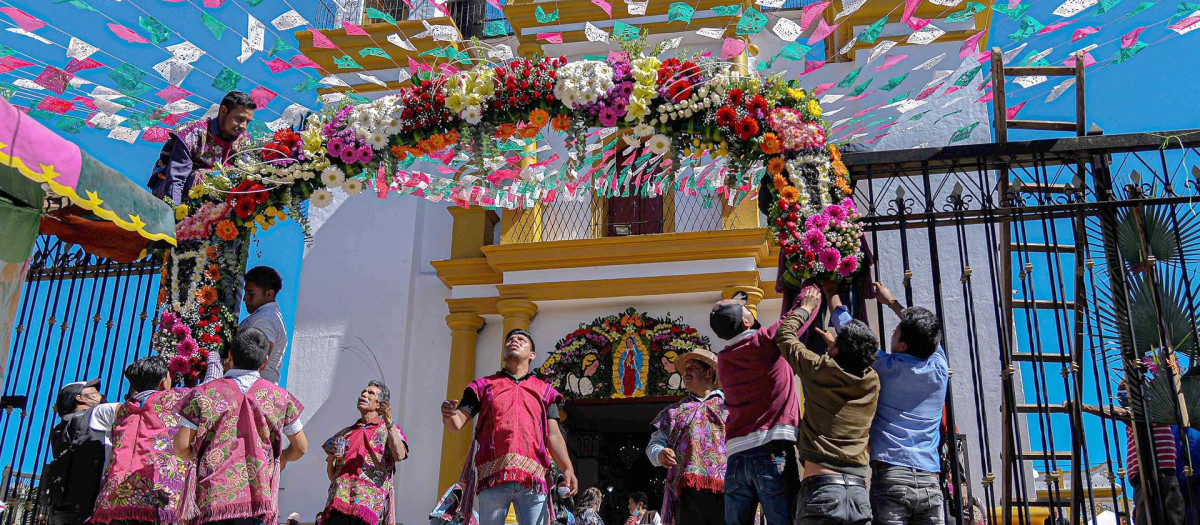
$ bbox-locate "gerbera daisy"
[802,229,826,252]
[820,248,841,271]
[321,166,346,188]
[760,133,782,155]
[837,255,859,277]
[716,107,737,127]
[598,107,618,127]
[496,123,517,140]
[734,117,760,141]
[528,108,549,128]
[343,178,365,196]
[310,188,334,208]
[748,95,769,117]
[780,186,799,202]
[552,114,572,132]
[196,286,218,306]
[767,157,785,175]
[234,199,256,220]
[646,134,671,156]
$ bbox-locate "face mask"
[557,486,571,498]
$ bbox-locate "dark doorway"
[562,398,680,524]
[606,195,665,236]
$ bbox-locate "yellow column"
[496,298,538,337]
[448,206,499,259]
[438,312,486,494]
[722,285,764,317]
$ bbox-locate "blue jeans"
[869,464,943,525]
[724,443,798,525]
[477,482,550,525]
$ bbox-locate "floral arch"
[537,308,711,401]
[150,40,864,380]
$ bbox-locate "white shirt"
[89,391,156,469]
[179,369,303,436]
[238,301,288,383]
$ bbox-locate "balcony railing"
[501,191,733,244]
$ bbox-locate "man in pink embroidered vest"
[709,290,810,525]
[646,348,727,525]
[442,328,578,525]
[173,327,308,525]
[147,91,256,204]
[90,356,191,525]
[319,380,409,525]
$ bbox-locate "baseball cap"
[709,292,759,340]
[54,378,100,416]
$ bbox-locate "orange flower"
[551,114,572,132]
[772,174,788,191]
[444,130,459,145]
[780,186,800,202]
[767,157,785,176]
[157,288,168,306]
[196,286,218,306]
[837,178,853,195]
[495,123,517,140]
[760,133,782,155]
[519,124,539,139]
[528,109,549,128]
[429,134,447,150]
[204,264,220,281]
[215,220,238,241]
[390,144,409,160]
[205,246,217,259]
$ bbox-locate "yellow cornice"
[497,271,762,301]
[826,0,994,62]
[481,228,770,272]
[294,19,465,73]
[447,297,500,315]
[430,258,503,287]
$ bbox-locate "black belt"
[802,474,867,488]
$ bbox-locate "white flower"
[321,166,346,188]
[463,106,482,125]
[646,134,670,156]
[383,118,402,135]
[311,189,334,208]
[621,134,642,148]
[633,123,654,137]
[683,109,693,118]
[343,178,365,196]
[368,133,388,151]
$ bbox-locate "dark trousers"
[321,509,370,525]
[869,464,944,525]
[795,474,871,525]
[1131,470,1185,525]
[724,442,799,525]
[678,487,724,525]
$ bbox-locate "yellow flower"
[174,204,190,221]
[275,210,288,221]
[264,206,278,216]
[188,185,205,199]
[311,156,330,171]
[788,88,807,101]
[808,98,823,118]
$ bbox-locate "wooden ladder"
[989,47,1096,525]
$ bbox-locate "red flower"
[748,95,769,116]
[666,79,693,103]
[234,198,256,219]
[728,89,744,107]
[716,107,737,127]
[734,116,760,141]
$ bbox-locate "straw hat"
[673,348,719,374]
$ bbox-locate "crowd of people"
[434,278,950,525]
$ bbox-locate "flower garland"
[537,308,710,400]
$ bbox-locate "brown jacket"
[775,307,880,477]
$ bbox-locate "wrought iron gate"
[0,236,159,525]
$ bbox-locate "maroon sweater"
[716,311,811,455]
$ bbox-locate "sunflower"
[528,108,549,128]
[215,220,238,241]
[196,286,218,306]
[761,133,782,155]
[780,186,800,202]
[767,157,785,176]
[551,114,572,132]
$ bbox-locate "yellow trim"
[431,258,502,287]
[0,142,177,246]
[482,228,770,272]
[447,297,500,316]
[439,312,486,495]
[496,271,761,301]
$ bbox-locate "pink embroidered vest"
[469,374,563,492]
[651,394,729,525]
[91,389,191,524]
[179,378,303,525]
[174,118,251,171]
[320,420,406,525]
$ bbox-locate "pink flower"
[825,203,847,222]
[357,145,374,164]
[160,312,178,331]
[171,324,191,339]
[168,356,191,375]
[805,214,829,231]
[837,255,859,277]
[176,337,198,357]
[327,137,344,157]
[801,229,826,252]
[598,107,618,127]
[820,248,841,271]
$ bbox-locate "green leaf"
[333,55,363,69]
[879,73,909,91]
[668,2,695,23]
[837,66,862,88]
[201,13,226,41]
[139,16,170,44]
[949,122,980,143]
[359,47,391,59]
[857,16,887,43]
[364,7,398,25]
[211,66,242,91]
[535,6,559,22]
[736,7,768,35]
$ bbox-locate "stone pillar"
[437,312,486,494]
[722,285,764,317]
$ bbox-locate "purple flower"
[837,255,859,277]
[826,203,847,222]
[327,137,344,157]
[801,229,826,252]
[612,99,628,116]
[171,324,191,339]
[358,145,374,164]
[805,214,829,231]
[176,337,198,357]
[598,107,618,127]
[820,248,841,271]
[160,311,178,331]
[617,82,634,99]
[168,356,191,375]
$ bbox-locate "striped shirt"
[1125,424,1177,477]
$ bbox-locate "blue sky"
[2,0,1199,484]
